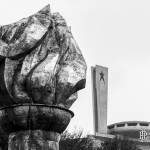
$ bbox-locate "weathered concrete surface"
[91,65,108,135]
[0,104,73,149]
[0,105,73,134]
[0,4,87,109]
[0,4,86,150]
[8,130,60,150]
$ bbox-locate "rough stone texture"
[0,4,87,109]
[0,4,87,150]
[8,130,60,150]
[0,104,73,150]
[0,105,73,134]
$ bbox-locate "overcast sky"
[1,0,150,134]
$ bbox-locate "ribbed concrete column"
[8,130,60,150]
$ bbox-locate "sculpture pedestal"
[0,104,73,150]
[8,130,60,150]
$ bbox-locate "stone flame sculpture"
[0,5,87,150]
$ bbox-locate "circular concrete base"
[0,104,74,149]
[0,104,73,134]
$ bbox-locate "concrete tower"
[91,65,108,136]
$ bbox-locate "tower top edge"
[91,65,108,70]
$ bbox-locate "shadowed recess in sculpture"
[0,4,87,109]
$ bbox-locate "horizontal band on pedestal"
[0,104,74,134]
